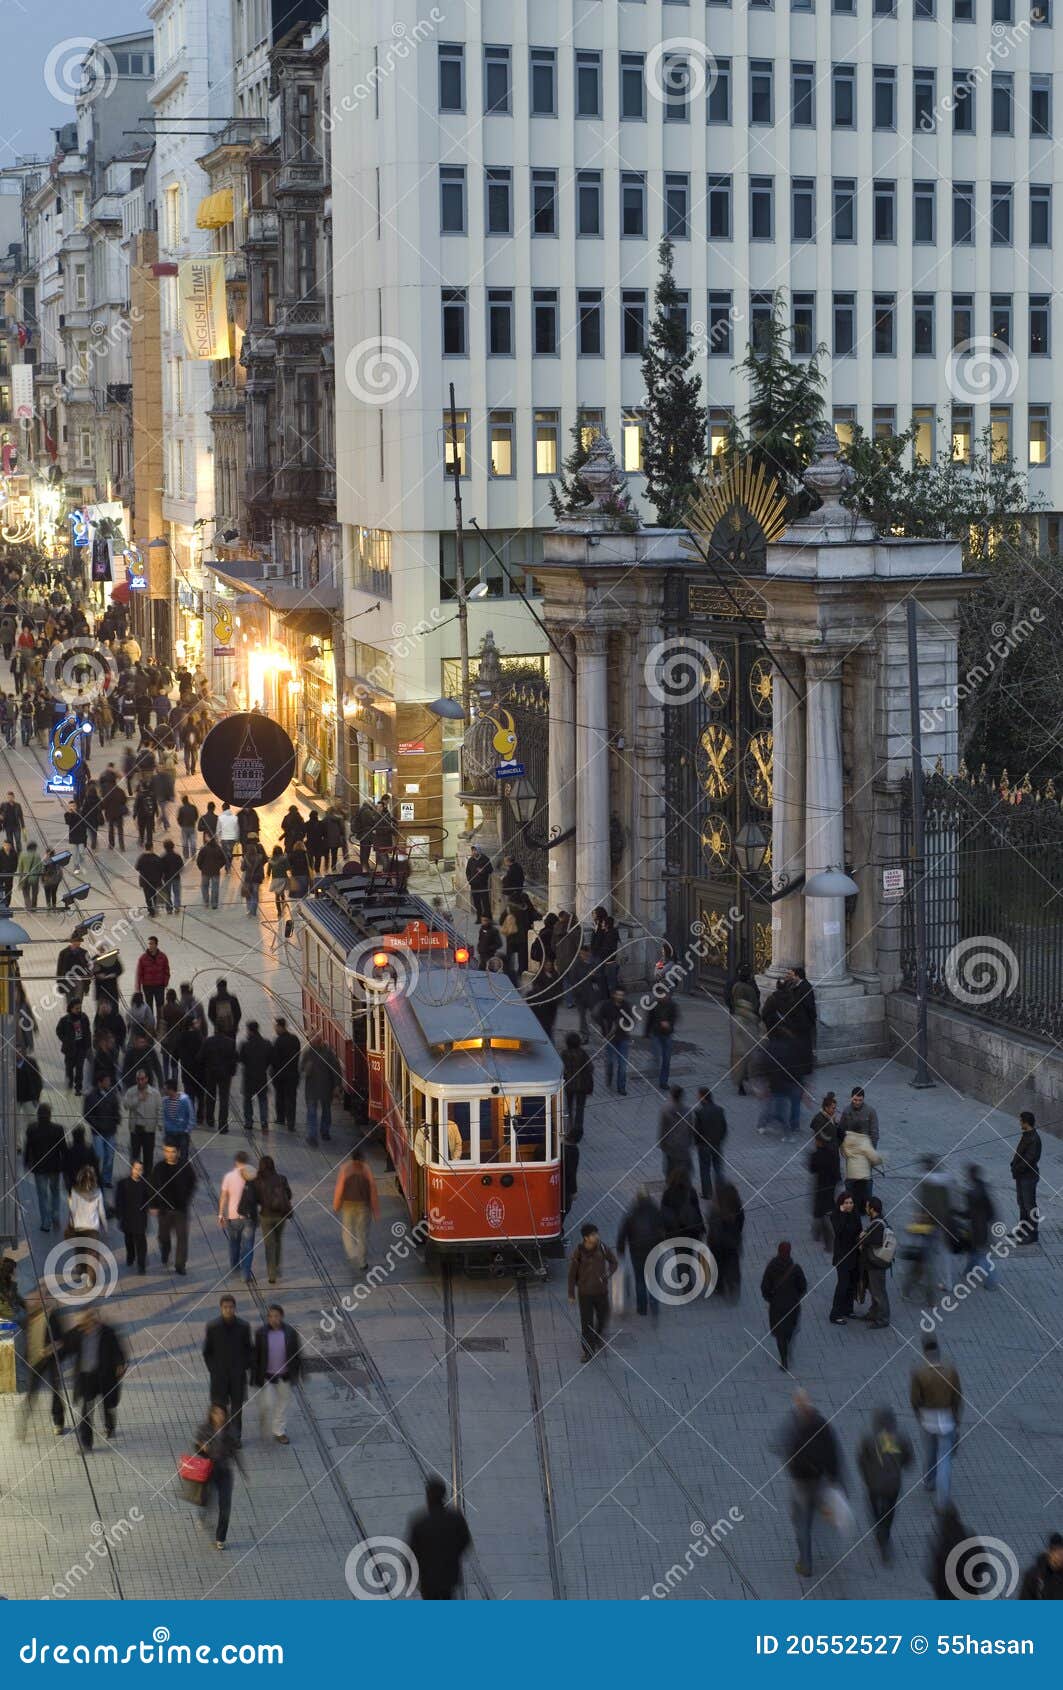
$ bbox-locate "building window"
[913,181,935,243]
[708,59,731,122]
[621,172,646,236]
[750,292,774,352]
[993,0,1014,15]
[579,410,605,452]
[913,295,935,356]
[874,0,897,12]
[792,293,816,355]
[484,45,511,114]
[665,173,690,239]
[873,295,896,355]
[914,68,936,131]
[832,65,856,127]
[708,408,732,460]
[622,410,644,473]
[578,290,604,355]
[873,406,897,439]
[576,171,602,236]
[990,407,1011,461]
[576,50,602,117]
[531,170,558,235]
[915,0,936,17]
[1029,405,1050,466]
[873,66,897,128]
[834,0,856,11]
[441,288,467,356]
[792,177,815,241]
[530,48,556,116]
[533,410,559,476]
[438,43,464,112]
[1030,183,1052,244]
[622,290,648,355]
[485,167,512,235]
[295,216,317,295]
[1032,0,1051,24]
[532,289,558,354]
[792,62,815,125]
[833,406,857,448]
[953,73,975,132]
[953,182,975,243]
[991,73,1013,133]
[833,178,856,241]
[663,54,692,121]
[73,264,87,306]
[991,183,1012,244]
[750,60,774,124]
[1031,74,1052,135]
[440,166,466,233]
[707,175,732,238]
[620,52,646,119]
[1030,295,1051,355]
[913,408,935,463]
[952,294,974,348]
[708,291,733,355]
[952,407,973,464]
[873,181,896,241]
[487,289,513,356]
[750,177,774,239]
[489,410,514,477]
[443,409,469,477]
[78,428,92,465]
[991,295,1013,349]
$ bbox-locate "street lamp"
[502,775,537,829]
[804,865,860,898]
[0,904,29,1249]
[734,820,769,878]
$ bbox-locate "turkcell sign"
[495,760,525,778]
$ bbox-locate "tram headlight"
[454,946,470,965]
[372,950,388,968]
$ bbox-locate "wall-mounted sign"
[200,713,296,807]
[495,760,525,779]
[46,712,90,797]
[399,801,415,822]
[882,867,905,901]
[178,257,230,360]
[398,740,425,755]
[70,509,90,548]
[12,363,34,421]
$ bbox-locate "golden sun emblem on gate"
[696,724,736,799]
[701,814,732,873]
[749,657,774,715]
[745,731,774,809]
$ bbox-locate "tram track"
[516,1281,566,1600]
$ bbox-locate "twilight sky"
[2,0,150,163]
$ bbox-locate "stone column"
[573,625,611,919]
[804,652,852,988]
[547,632,577,916]
[847,651,879,980]
[768,655,807,976]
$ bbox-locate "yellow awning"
[195,188,234,230]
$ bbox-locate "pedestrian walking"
[217,803,240,871]
[560,1033,592,1214]
[55,933,93,1002]
[616,1189,665,1317]
[208,978,242,1038]
[68,1308,127,1450]
[840,1122,884,1212]
[269,1018,300,1134]
[148,1141,197,1274]
[238,1020,272,1132]
[158,839,184,912]
[18,1293,66,1438]
[568,944,600,1039]
[778,1389,843,1578]
[123,1068,162,1174]
[760,1242,807,1372]
[657,1086,692,1180]
[332,1148,380,1272]
[406,1476,472,1600]
[62,1125,99,1193]
[809,1130,841,1252]
[83,1074,120,1189]
[691,1085,727,1200]
[928,1504,981,1598]
[197,837,225,909]
[911,1336,962,1508]
[161,1076,195,1158]
[218,1152,258,1281]
[594,988,632,1096]
[192,1403,246,1550]
[252,1304,302,1444]
[644,991,680,1087]
[300,1032,341,1145]
[706,1182,745,1300]
[828,1193,862,1324]
[202,1296,253,1444]
[465,843,492,919]
[177,796,199,860]
[135,936,171,1020]
[254,1155,293,1284]
[40,849,63,911]
[961,1164,997,1288]
[16,840,42,910]
[1011,1111,1042,1243]
[567,1222,618,1362]
[267,846,288,920]
[1019,1533,1063,1599]
[132,781,157,850]
[200,1027,238,1134]
[858,1196,894,1328]
[0,788,25,848]
[240,834,266,916]
[56,998,91,1094]
[23,1103,66,1232]
[114,1160,152,1272]
[101,782,128,850]
[158,989,184,1085]
[856,1408,913,1562]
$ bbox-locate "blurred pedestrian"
[18,1293,66,1438]
[778,1389,842,1578]
[658,1086,692,1180]
[406,1476,472,1601]
[69,1308,127,1449]
[856,1407,913,1562]
[193,1403,246,1551]
[706,1182,745,1300]
[332,1148,380,1273]
[809,1130,841,1252]
[300,1032,341,1145]
[858,1195,894,1328]
[962,1164,997,1288]
[23,1103,66,1232]
[644,990,680,1087]
[760,1242,807,1372]
[1019,1533,1063,1599]
[691,1085,727,1200]
[840,1122,884,1213]
[616,1189,665,1317]
[254,1156,293,1285]
[910,1336,962,1508]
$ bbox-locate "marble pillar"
[848,653,879,980]
[768,656,807,976]
[574,626,611,919]
[547,633,577,916]
[804,652,852,988]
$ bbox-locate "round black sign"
[199,713,297,808]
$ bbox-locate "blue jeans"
[604,1036,630,1095]
[93,1132,116,1188]
[201,874,219,909]
[243,1084,268,1131]
[167,880,182,912]
[650,1033,673,1087]
[696,1145,724,1201]
[226,1219,257,1281]
[792,1482,818,1570]
[306,1096,332,1145]
[35,1171,61,1230]
[181,827,196,860]
[245,885,259,916]
[965,1248,995,1288]
[923,1425,958,1503]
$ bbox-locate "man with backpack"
[208,979,242,1039]
[858,1196,895,1329]
[856,1407,914,1562]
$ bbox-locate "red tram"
[295,873,564,1270]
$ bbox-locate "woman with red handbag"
[192,1404,245,1550]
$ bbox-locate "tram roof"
[387,969,563,1090]
[296,875,461,952]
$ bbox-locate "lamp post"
[0,904,30,1249]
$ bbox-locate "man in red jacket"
[135,936,171,1020]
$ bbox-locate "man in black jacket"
[779,1389,841,1578]
[1011,1111,1042,1242]
[1019,1533,1063,1599]
[269,1018,301,1133]
[200,1029,238,1133]
[68,1309,127,1449]
[23,1103,67,1232]
[114,1159,152,1271]
[252,1304,302,1444]
[148,1143,197,1274]
[692,1085,728,1200]
[203,1296,253,1444]
[83,1074,121,1190]
[406,1476,472,1600]
[238,1020,273,1132]
[465,844,493,920]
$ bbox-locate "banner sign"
[11,361,33,421]
[178,257,230,360]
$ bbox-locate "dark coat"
[148,1157,197,1213]
[692,1097,728,1151]
[67,1320,126,1393]
[24,1116,67,1177]
[200,1033,238,1082]
[782,1406,840,1485]
[114,1174,153,1235]
[1019,1553,1063,1600]
[964,1176,996,1249]
[83,1084,121,1139]
[1011,1129,1042,1180]
[465,851,492,891]
[406,1503,472,1599]
[660,1179,705,1240]
[203,1315,253,1390]
[616,1196,665,1262]
[237,1031,272,1089]
[252,1322,302,1386]
[270,1031,301,1087]
[809,1142,842,1218]
[761,1255,808,1336]
[830,1201,863,1265]
[561,1044,594,1098]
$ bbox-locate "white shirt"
[218,1166,246,1220]
[217,812,240,842]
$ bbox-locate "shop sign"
[398,740,425,755]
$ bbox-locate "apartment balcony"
[275,298,325,334]
[271,463,336,507]
[246,209,278,248]
[223,251,246,284]
[276,160,323,193]
[209,383,246,417]
[35,360,58,383]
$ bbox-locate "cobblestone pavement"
[0,729,1059,1601]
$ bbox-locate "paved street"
[0,734,1059,1601]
